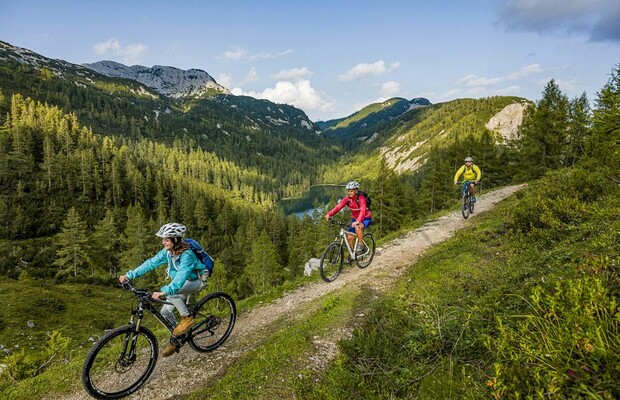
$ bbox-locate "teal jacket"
[125,248,203,296]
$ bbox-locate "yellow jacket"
[454,164,482,183]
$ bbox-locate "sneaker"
[172,315,195,336]
[162,343,178,357]
[355,244,367,255]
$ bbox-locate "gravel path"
[61,184,525,400]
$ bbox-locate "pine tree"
[53,207,91,277]
[517,79,570,178]
[567,93,591,166]
[245,230,280,295]
[119,205,153,276]
[590,65,620,180]
[91,209,119,277]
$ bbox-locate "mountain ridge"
[82,60,230,98]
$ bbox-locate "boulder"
[304,258,321,276]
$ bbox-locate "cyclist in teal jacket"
[119,222,203,357]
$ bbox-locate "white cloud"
[218,68,259,89]
[232,80,335,114]
[243,67,259,84]
[458,64,542,87]
[387,61,400,72]
[553,78,579,93]
[220,47,293,61]
[218,72,233,88]
[272,67,311,82]
[493,85,522,95]
[249,49,293,60]
[222,47,248,61]
[93,38,148,65]
[420,88,463,103]
[380,81,401,97]
[338,60,400,81]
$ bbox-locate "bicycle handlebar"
[327,218,352,228]
[120,280,169,304]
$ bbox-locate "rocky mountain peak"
[82,60,231,98]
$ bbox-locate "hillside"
[317,96,529,192]
[0,40,337,191]
[318,97,431,148]
[377,96,529,173]
[8,185,525,399]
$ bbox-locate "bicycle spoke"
[320,242,343,282]
[189,292,236,352]
[82,326,157,398]
[355,233,375,269]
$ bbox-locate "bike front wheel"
[462,194,471,219]
[355,233,376,269]
[189,291,236,352]
[320,242,344,282]
[82,325,158,399]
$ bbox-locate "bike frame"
[461,180,474,196]
[333,223,361,257]
[123,283,200,347]
[129,295,175,333]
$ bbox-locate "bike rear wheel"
[319,242,344,282]
[82,325,158,399]
[189,291,236,352]
[355,233,376,269]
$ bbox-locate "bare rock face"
[83,60,230,98]
[304,258,321,276]
[486,102,528,141]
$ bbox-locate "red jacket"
[327,194,372,222]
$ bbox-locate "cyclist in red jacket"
[324,181,372,254]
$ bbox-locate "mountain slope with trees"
[317,97,431,148]
[1,37,618,399]
[0,40,337,192]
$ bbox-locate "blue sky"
[1,0,619,121]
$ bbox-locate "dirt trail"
[62,184,525,400]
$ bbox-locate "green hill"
[318,97,431,149]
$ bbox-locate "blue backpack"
[183,238,214,277]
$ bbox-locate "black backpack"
[355,190,371,210]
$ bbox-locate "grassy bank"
[304,167,620,399]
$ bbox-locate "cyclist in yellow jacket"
[454,156,482,202]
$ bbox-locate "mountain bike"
[81,281,236,399]
[460,180,476,219]
[319,218,376,282]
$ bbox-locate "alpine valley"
[1,39,619,399]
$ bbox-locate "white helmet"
[345,181,360,190]
[155,223,186,238]
[464,156,473,162]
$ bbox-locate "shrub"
[1,330,72,381]
[509,167,611,236]
[485,276,620,398]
